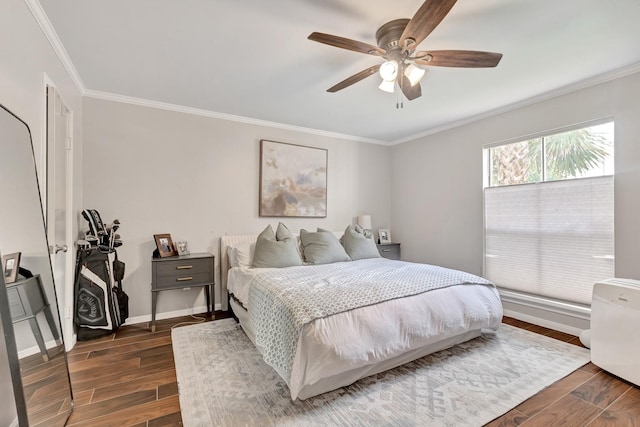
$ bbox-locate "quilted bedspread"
[247,258,494,384]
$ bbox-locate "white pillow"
[228,241,255,268]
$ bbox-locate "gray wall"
[391,71,640,283]
[83,97,392,321]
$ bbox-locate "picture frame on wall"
[259,139,328,218]
[2,252,21,284]
[154,234,178,257]
[378,229,391,244]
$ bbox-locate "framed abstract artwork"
[259,140,328,217]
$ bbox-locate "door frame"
[43,75,76,349]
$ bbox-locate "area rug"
[172,319,589,427]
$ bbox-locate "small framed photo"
[378,229,391,244]
[154,234,178,257]
[2,252,22,284]
[176,241,190,256]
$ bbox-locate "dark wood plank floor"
[64,314,640,427]
[19,345,73,426]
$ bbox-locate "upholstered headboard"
[220,234,257,310]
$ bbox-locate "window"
[484,121,614,305]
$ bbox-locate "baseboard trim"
[17,338,61,359]
[124,304,221,326]
[502,308,584,337]
[499,288,591,336]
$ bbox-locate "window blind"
[484,176,614,305]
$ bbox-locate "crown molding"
[25,0,86,95]
[86,62,640,147]
[391,62,640,145]
[83,89,388,145]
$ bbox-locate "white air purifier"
[590,278,640,386]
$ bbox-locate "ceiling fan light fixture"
[379,60,398,81]
[378,79,395,93]
[404,64,426,86]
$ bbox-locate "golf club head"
[76,239,91,249]
[85,234,99,243]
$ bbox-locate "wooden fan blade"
[400,75,422,100]
[309,32,385,56]
[415,50,503,68]
[399,0,458,50]
[327,64,381,92]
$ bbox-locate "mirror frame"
[0,102,73,426]
[0,264,28,425]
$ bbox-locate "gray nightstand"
[377,243,401,260]
[7,275,60,361]
[151,252,214,332]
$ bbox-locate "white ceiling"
[37,0,640,144]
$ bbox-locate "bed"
[220,227,502,401]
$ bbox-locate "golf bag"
[74,210,128,340]
[74,247,128,340]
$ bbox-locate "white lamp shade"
[378,79,395,93]
[379,60,398,81]
[357,215,372,230]
[404,64,426,86]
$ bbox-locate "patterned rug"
[172,319,589,427]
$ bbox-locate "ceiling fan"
[308,0,502,104]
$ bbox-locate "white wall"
[391,71,640,330]
[83,97,391,321]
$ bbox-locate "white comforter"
[228,259,502,400]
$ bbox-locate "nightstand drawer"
[154,271,213,289]
[7,288,26,318]
[155,258,212,277]
[7,275,47,320]
[377,243,401,260]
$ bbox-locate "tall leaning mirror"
[0,104,73,426]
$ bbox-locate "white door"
[46,86,74,347]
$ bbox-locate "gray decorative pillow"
[251,222,303,268]
[340,225,381,260]
[300,228,351,265]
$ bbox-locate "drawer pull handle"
[382,249,391,252]
[177,277,193,282]
[176,265,193,270]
